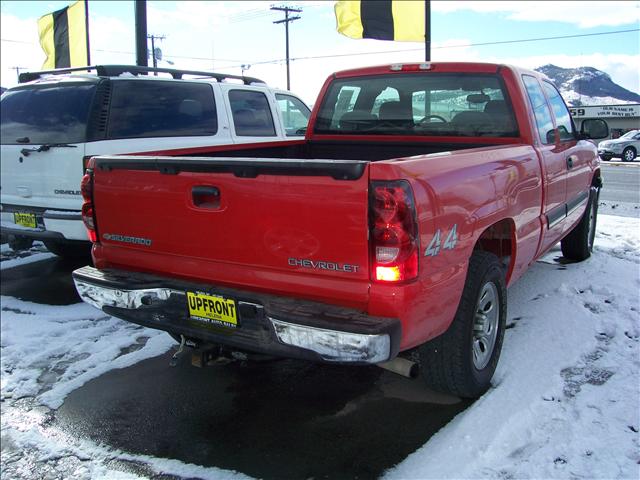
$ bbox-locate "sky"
[1,1,639,105]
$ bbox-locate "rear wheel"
[561,186,598,261]
[419,251,506,398]
[43,239,92,259]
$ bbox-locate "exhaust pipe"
[377,357,419,378]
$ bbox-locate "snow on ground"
[0,297,174,409]
[385,214,640,479]
[0,241,55,270]
[1,214,639,479]
[599,200,640,219]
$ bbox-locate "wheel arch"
[472,217,516,284]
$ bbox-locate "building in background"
[570,104,640,139]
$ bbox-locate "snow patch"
[384,215,640,479]
[1,296,175,409]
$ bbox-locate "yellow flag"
[335,0,426,42]
[38,0,89,69]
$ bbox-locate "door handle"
[566,155,576,169]
[192,186,220,208]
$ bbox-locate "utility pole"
[147,34,166,74]
[271,5,301,90]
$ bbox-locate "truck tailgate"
[91,156,372,308]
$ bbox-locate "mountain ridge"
[535,64,640,106]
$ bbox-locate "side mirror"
[546,129,556,144]
[580,119,609,139]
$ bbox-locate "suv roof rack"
[18,65,265,85]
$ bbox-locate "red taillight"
[81,170,98,242]
[369,181,419,283]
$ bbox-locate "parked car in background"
[0,65,310,257]
[598,129,639,161]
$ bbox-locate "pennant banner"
[38,0,88,69]
[335,0,426,42]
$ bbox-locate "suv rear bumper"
[72,266,400,364]
[1,204,88,241]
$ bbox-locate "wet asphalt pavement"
[1,251,470,479]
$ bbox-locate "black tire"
[419,251,507,398]
[43,239,92,259]
[622,147,637,162]
[599,155,611,161]
[8,235,34,251]
[561,186,598,261]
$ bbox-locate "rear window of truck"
[0,84,96,144]
[314,73,519,138]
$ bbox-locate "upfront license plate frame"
[14,212,37,228]
[186,291,238,329]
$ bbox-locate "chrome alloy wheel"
[472,282,500,370]
[623,148,636,162]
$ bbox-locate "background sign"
[570,104,640,118]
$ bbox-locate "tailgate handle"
[192,186,220,209]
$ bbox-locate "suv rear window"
[314,73,519,137]
[1,84,96,144]
[107,80,217,139]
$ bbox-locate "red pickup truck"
[73,62,609,398]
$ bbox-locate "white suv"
[0,65,311,257]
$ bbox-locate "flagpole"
[135,0,148,67]
[85,0,91,65]
[425,0,430,61]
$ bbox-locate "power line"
[217,27,640,70]
[2,27,638,71]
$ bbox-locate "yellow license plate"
[14,212,36,228]
[186,291,238,328]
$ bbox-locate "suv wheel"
[8,235,34,251]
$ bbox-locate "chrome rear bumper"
[73,266,400,364]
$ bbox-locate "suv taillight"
[369,181,419,283]
[81,169,98,242]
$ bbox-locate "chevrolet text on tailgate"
[73,62,609,398]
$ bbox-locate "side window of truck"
[107,81,217,139]
[522,75,554,145]
[542,81,575,142]
[275,94,311,136]
[229,90,277,137]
